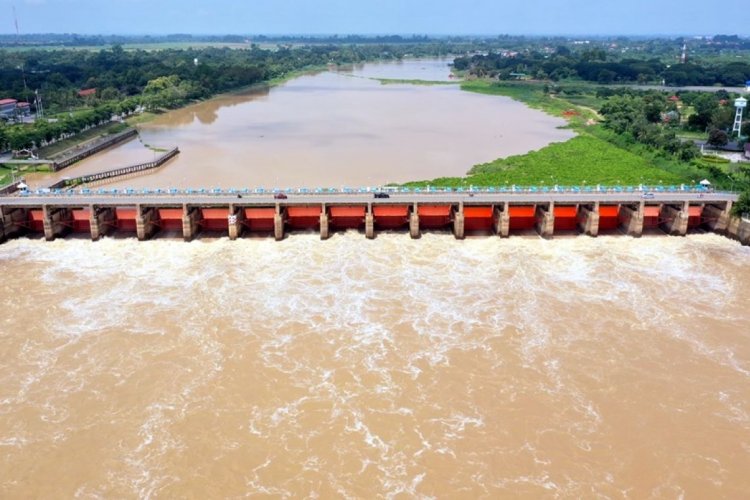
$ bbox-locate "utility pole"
[13,5,30,100]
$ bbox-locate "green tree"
[689,93,718,130]
[732,190,750,217]
[707,127,729,147]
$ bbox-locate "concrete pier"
[136,205,157,241]
[409,203,420,239]
[365,204,375,239]
[182,205,200,241]
[320,205,329,240]
[703,202,732,234]
[89,206,102,241]
[0,207,27,241]
[42,205,54,241]
[43,205,71,241]
[661,201,689,236]
[620,202,644,237]
[274,204,285,241]
[536,202,554,238]
[90,206,115,241]
[227,205,243,241]
[453,203,465,240]
[579,202,600,237]
[727,215,750,245]
[494,202,510,237]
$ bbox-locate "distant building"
[745,143,750,160]
[16,102,31,117]
[0,98,17,118]
[78,88,97,98]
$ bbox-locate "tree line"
[455,48,750,86]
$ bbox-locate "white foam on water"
[1,233,749,497]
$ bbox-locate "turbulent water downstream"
[1,234,749,497]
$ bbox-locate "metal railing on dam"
[2,189,747,246]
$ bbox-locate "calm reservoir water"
[30,59,573,189]
[0,234,749,497]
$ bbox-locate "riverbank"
[39,61,571,190]
[0,163,52,186]
[36,121,130,160]
[126,64,332,127]
[402,80,710,188]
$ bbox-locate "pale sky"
[0,0,747,36]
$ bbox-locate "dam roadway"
[0,190,747,245]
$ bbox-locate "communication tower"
[12,5,30,99]
[732,96,747,139]
[34,89,44,120]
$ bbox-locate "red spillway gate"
[28,210,45,232]
[688,205,703,228]
[599,205,620,231]
[71,209,91,233]
[116,208,137,231]
[554,205,578,231]
[287,206,320,230]
[418,205,451,229]
[244,208,275,232]
[508,205,536,230]
[643,206,661,228]
[373,205,409,229]
[158,208,183,231]
[201,208,229,231]
[464,206,493,231]
[329,206,365,229]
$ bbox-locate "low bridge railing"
[48,147,180,190]
[52,128,139,171]
[17,183,718,198]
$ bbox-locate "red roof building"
[78,88,96,97]
[0,98,18,117]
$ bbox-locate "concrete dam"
[0,191,747,245]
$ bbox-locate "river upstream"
[3,60,750,498]
[29,59,573,189]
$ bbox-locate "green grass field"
[0,163,52,186]
[0,165,13,186]
[404,134,684,188]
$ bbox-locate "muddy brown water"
[8,59,750,497]
[28,59,574,189]
[0,234,749,497]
